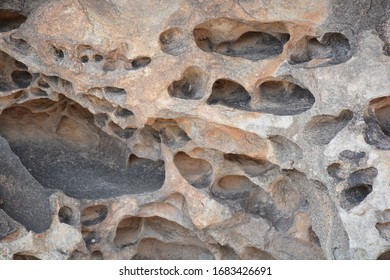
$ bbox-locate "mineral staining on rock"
[0,0,389,260]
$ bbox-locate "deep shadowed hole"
[0,10,26,32]
[109,122,135,139]
[11,70,32,88]
[255,80,315,115]
[344,184,372,206]
[114,107,134,118]
[80,55,89,63]
[168,67,204,100]
[215,31,288,61]
[327,163,343,181]
[58,206,73,225]
[207,79,251,110]
[53,47,64,60]
[131,57,151,69]
[114,216,142,248]
[159,27,186,55]
[105,87,126,95]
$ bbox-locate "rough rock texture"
[0,0,389,260]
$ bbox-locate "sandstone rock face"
[0,0,389,260]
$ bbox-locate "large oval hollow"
[254,80,315,116]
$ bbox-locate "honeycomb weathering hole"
[215,31,289,61]
[159,27,186,56]
[81,205,108,226]
[254,80,315,115]
[168,67,205,100]
[224,153,277,177]
[207,79,251,110]
[131,57,151,69]
[207,79,314,115]
[0,10,27,32]
[375,105,390,137]
[173,152,212,189]
[193,19,290,61]
[0,96,165,199]
[114,217,143,248]
[364,96,390,150]
[289,32,352,67]
[114,107,134,118]
[212,175,258,200]
[341,184,373,210]
[340,167,377,209]
[58,206,73,225]
[0,51,33,92]
[303,110,353,146]
[159,124,191,148]
[376,222,390,241]
[11,71,33,88]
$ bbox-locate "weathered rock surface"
[0,0,389,260]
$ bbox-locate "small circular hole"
[53,47,64,59]
[93,55,103,62]
[80,55,89,63]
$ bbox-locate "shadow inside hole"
[193,20,290,61]
[58,206,73,225]
[215,31,289,61]
[53,46,64,60]
[342,184,372,210]
[206,79,251,110]
[0,10,26,32]
[159,27,187,56]
[364,97,390,150]
[131,57,151,69]
[168,67,205,100]
[254,80,315,116]
[290,32,351,67]
[303,110,353,146]
[11,70,32,88]
[81,205,108,227]
[0,96,166,200]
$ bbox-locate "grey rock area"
[0,0,389,260]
